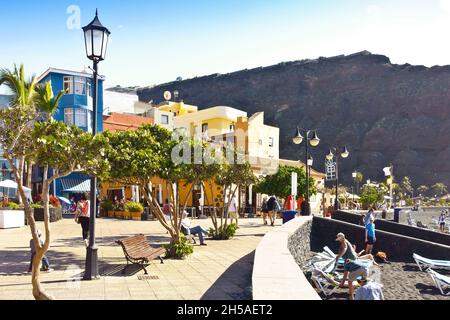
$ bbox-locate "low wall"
[252,216,321,300]
[311,216,450,261]
[332,210,450,246]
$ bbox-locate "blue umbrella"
[57,196,71,205]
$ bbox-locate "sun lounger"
[311,267,341,297]
[427,269,450,295]
[413,253,450,271]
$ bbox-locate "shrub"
[124,201,144,213]
[7,202,20,210]
[30,203,43,209]
[163,234,194,259]
[101,199,114,211]
[209,223,238,240]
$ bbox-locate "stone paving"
[0,216,275,300]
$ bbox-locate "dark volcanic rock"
[137,51,450,187]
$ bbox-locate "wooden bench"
[116,234,165,275]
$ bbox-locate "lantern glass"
[326,151,334,161]
[309,131,320,147]
[341,146,349,159]
[101,33,109,59]
[307,157,313,166]
[93,29,104,58]
[84,29,93,58]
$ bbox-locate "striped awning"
[61,179,91,193]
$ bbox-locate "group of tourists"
[439,209,449,232]
[330,206,381,299]
[261,195,281,226]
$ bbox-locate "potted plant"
[125,202,144,221]
[0,201,25,229]
[100,199,113,217]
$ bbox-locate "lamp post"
[82,9,110,281]
[292,128,320,215]
[352,171,357,204]
[326,146,349,211]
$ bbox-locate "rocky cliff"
[137,51,450,187]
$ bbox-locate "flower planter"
[32,207,63,223]
[115,211,128,219]
[130,211,143,221]
[122,211,132,220]
[0,210,25,229]
[107,210,115,218]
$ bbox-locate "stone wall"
[252,216,320,300]
[287,219,312,268]
[311,216,450,261]
[332,210,450,246]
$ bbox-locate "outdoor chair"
[426,269,450,295]
[311,266,341,297]
[413,253,450,271]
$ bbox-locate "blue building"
[33,68,105,198]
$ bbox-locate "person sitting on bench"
[181,211,209,246]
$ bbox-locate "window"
[74,108,87,127]
[87,79,92,97]
[259,139,263,146]
[269,137,274,147]
[202,123,208,133]
[74,77,86,95]
[63,76,73,94]
[230,124,235,131]
[161,114,169,125]
[64,108,74,125]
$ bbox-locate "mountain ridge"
[137,51,450,188]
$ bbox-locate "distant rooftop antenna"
[163,91,172,101]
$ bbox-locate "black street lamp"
[352,171,357,204]
[326,146,349,211]
[82,9,110,281]
[292,128,320,216]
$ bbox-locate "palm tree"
[432,183,448,198]
[35,82,65,117]
[354,172,363,195]
[0,64,38,196]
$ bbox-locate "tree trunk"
[8,158,53,300]
[202,181,218,233]
[16,156,25,204]
[26,161,33,188]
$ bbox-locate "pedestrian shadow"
[201,251,255,300]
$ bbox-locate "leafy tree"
[360,185,386,208]
[105,125,206,257]
[400,176,414,198]
[254,165,316,200]
[0,65,109,300]
[432,182,448,197]
[417,185,429,198]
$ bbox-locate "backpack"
[376,251,389,263]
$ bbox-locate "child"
[28,230,53,273]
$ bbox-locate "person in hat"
[335,232,378,266]
[335,233,358,265]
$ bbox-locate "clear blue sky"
[1,0,450,91]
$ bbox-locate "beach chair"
[311,267,341,297]
[413,253,450,271]
[426,269,450,295]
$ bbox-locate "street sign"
[325,159,336,181]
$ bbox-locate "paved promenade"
[0,216,275,300]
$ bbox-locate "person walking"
[228,196,239,228]
[266,195,280,226]
[74,192,90,247]
[364,206,375,226]
[261,196,269,225]
[365,216,376,254]
[439,210,447,233]
[297,195,305,217]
